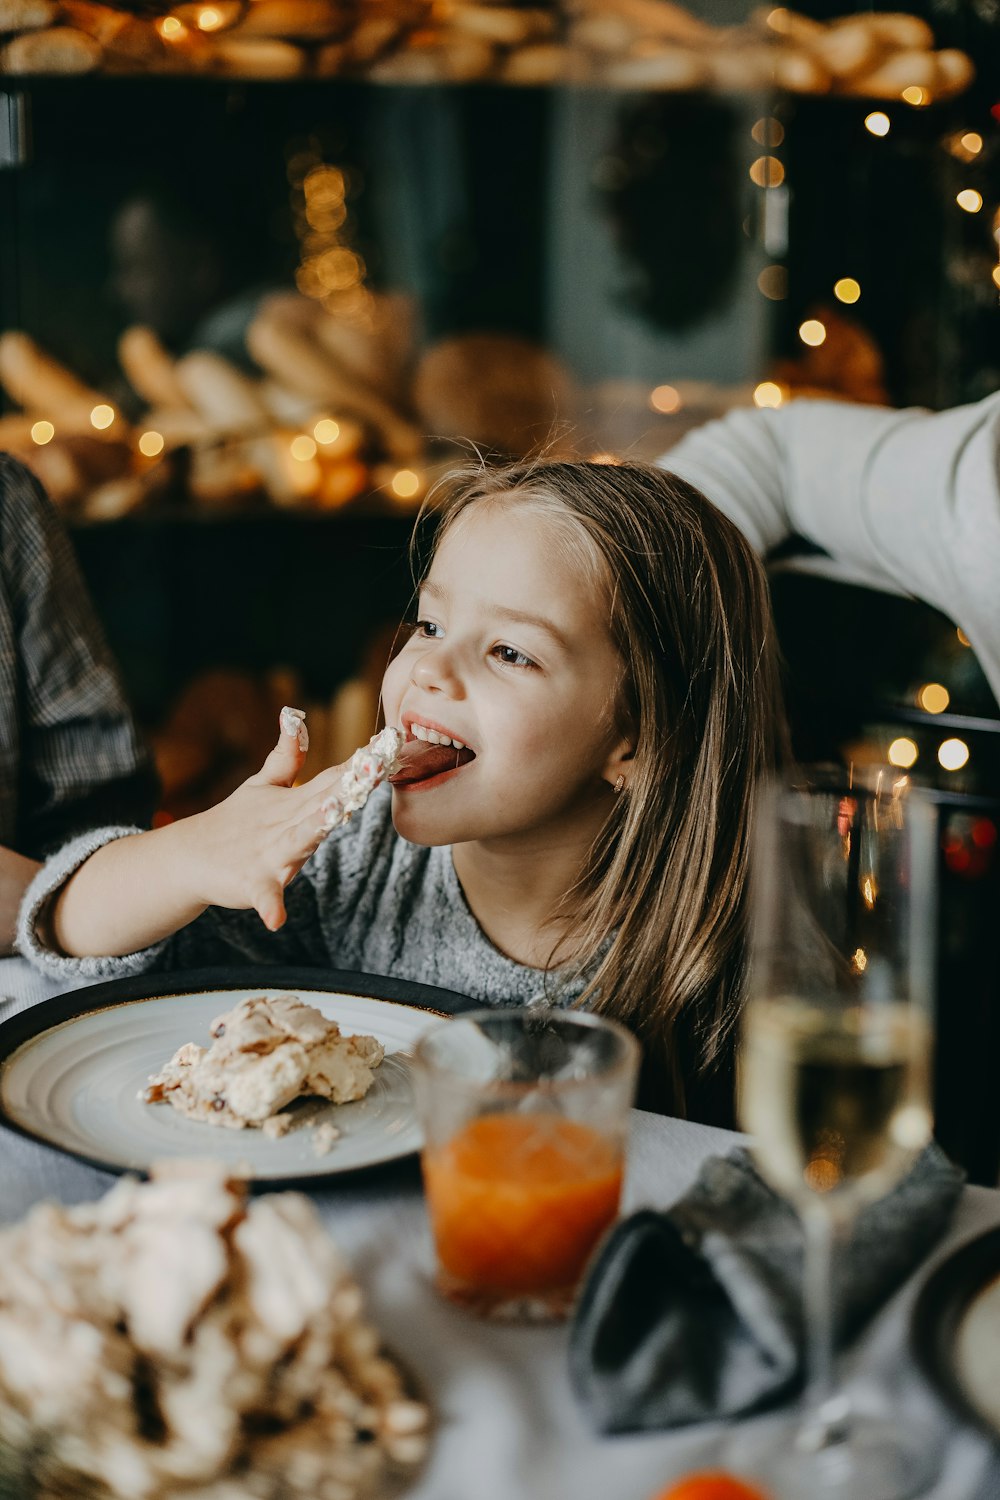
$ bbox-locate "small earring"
[613,774,626,795]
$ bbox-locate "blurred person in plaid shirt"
[0,455,156,952]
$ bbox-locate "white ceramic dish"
[0,969,475,1183]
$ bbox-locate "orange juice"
[421,1113,624,1316]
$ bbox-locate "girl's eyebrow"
[421,580,569,650]
[490,605,570,651]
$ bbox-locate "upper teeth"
[411,723,466,750]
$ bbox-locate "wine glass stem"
[798,1203,852,1452]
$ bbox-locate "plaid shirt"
[0,455,157,858]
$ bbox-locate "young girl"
[19,460,786,1124]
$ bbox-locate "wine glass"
[737,766,938,1499]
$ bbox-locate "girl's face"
[381,500,631,851]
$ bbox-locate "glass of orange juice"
[411,1009,639,1323]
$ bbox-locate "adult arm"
[0,456,157,860]
[663,396,1000,706]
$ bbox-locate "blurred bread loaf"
[0,331,124,437]
[413,332,577,458]
[211,35,307,74]
[0,22,100,69]
[118,325,192,410]
[231,0,352,40]
[0,0,57,31]
[248,297,424,459]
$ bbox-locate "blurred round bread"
[413,332,576,459]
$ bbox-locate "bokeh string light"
[753,381,785,409]
[938,738,971,773]
[918,682,951,714]
[287,145,370,321]
[888,737,919,769]
[648,384,681,414]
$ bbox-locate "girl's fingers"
[255,707,309,788]
[262,805,330,877]
[299,819,328,858]
[254,880,288,932]
[284,808,331,865]
[288,760,356,824]
[303,784,354,841]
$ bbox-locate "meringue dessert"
[0,1161,429,1500]
[142,993,384,1133]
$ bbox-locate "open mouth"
[388,734,476,787]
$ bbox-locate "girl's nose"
[411,647,464,697]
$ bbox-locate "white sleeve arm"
[663,396,1000,706]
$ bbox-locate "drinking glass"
[737,768,937,1499]
[411,1008,639,1323]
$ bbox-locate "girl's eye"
[492,644,536,669]
[414,619,442,639]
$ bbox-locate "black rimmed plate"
[0,967,477,1184]
[912,1223,1000,1439]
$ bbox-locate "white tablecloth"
[1,957,999,1500]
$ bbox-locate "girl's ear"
[602,737,635,793]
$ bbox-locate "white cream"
[319,726,403,832]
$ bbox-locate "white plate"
[0,984,454,1182]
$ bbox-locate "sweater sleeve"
[664,396,1000,706]
[16,825,168,982]
[17,823,338,984]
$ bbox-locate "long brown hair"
[413,458,788,1121]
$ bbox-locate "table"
[1,958,999,1500]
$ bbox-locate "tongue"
[389,738,474,786]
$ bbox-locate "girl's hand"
[178,707,359,931]
[51,709,397,961]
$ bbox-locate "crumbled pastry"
[311,1121,342,1157]
[261,1098,334,1142]
[319,725,403,832]
[142,993,384,1131]
[260,1111,296,1140]
[0,1162,430,1500]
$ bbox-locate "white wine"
[739,998,933,1210]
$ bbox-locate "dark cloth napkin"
[568,1143,963,1434]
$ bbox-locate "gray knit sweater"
[17,783,589,1008]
